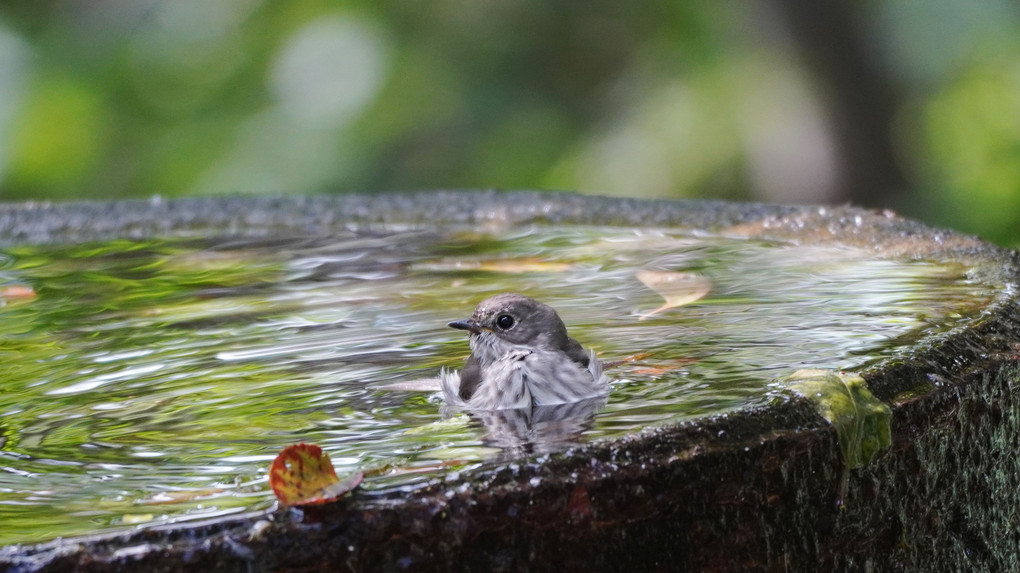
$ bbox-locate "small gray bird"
[440,293,610,410]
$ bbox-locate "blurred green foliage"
[0,0,1018,246]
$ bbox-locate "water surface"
[0,226,997,544]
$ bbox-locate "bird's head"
[448,292,570,349]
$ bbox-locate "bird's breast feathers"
[442,346,608,410]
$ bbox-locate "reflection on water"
[0,227,998,545]
[445,397,607,458]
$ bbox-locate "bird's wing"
[525,349,608,406]
[457,353,483,400]
[561,336,591,368]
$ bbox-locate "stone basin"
[1,190,1019,572]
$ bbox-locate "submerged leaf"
[602,352,654,369]
[607,352,697,376]
[631,357,698,376]
[269,443,362,506]
[635,270,711,319]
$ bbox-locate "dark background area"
[0,0,1017,245]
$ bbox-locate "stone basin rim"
[1,190,1018,570]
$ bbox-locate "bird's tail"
[588,349,611,390]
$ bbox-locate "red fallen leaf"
[269,443,362,507]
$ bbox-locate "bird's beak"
[448,319,480,334]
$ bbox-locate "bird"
[440,293,610,410]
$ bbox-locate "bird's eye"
[495,314,515,330]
